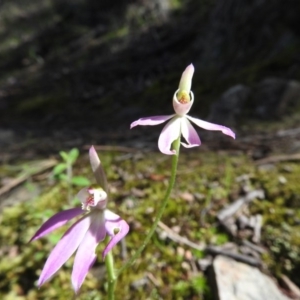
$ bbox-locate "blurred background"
[1,0,300,156]
[1,0,300,299]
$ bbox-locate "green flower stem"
[117,136,181,276]
[67,161,73,204]
[105,249,117,300]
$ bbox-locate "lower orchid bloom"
[30,146,129,292]
[131,64,235,155]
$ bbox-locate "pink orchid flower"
[30,146,129,292]
[131,64,235,155]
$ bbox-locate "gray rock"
[0,129,14,145]
[253,78,300,119]
[211,255,291,300]
[208,84,251,126]
[208,78,300,125]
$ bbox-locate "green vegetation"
[1,149,300,299]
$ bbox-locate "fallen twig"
[84,145,144,153]
[158,221,205,251]
[206,245,262,267]
[217,190,265,222]
[255,153,300,165]
[280,275,300,298]
[0,159,57,200]
[252,214,263,244]
[241,240,267,254]
[146,272,161,287]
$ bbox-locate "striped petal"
[89,146,108,192]
[187,115,236,139]
[72,212,106,293]
[180,118,201,148]
[38,215,91,287]
[77,187,107,210]
[130,115,174,128]
[158,117,181,155]
[30,208,83,242]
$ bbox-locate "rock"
[208,84,251,126]
[211,255,291,300]
[278,80,300,115]
[208,78,300,125]
[0,129,14,146]
[199,0,300,75]
[253,78,300,119]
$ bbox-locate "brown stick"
[0,159,57,199]
[158,221,205,251]
[206,245,262,267]
[255,153,300,165]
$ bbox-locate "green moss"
[1,150,300,298]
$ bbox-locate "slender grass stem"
[117,137,181,276]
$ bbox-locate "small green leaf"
[68,148,79,164]
[71,176,90,186]
[58,173,68,181]
[59,151,69,162]
[53,163,67,175]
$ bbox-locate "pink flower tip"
[89,145,97,158]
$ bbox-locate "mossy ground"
[1,148,300,299]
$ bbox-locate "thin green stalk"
[117,137,181,276]
[67,161,73,204]
[105,250,116,300]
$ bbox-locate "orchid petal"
[77,187,89,203]
[38,215,91,287]
[104,209,121,222]
[130,115,174,129]
[72,212,106,293]
[103,210,129,259]
[92,188,107,207]
[30,208,83,242]
[187,116,236,139]
[180,118,201,148]
[173,90,194,116]
[178,64,194,92]
[89,146,108,192]
[158,117,181,155]
[102,220,129,259]
[77,187,107,210]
